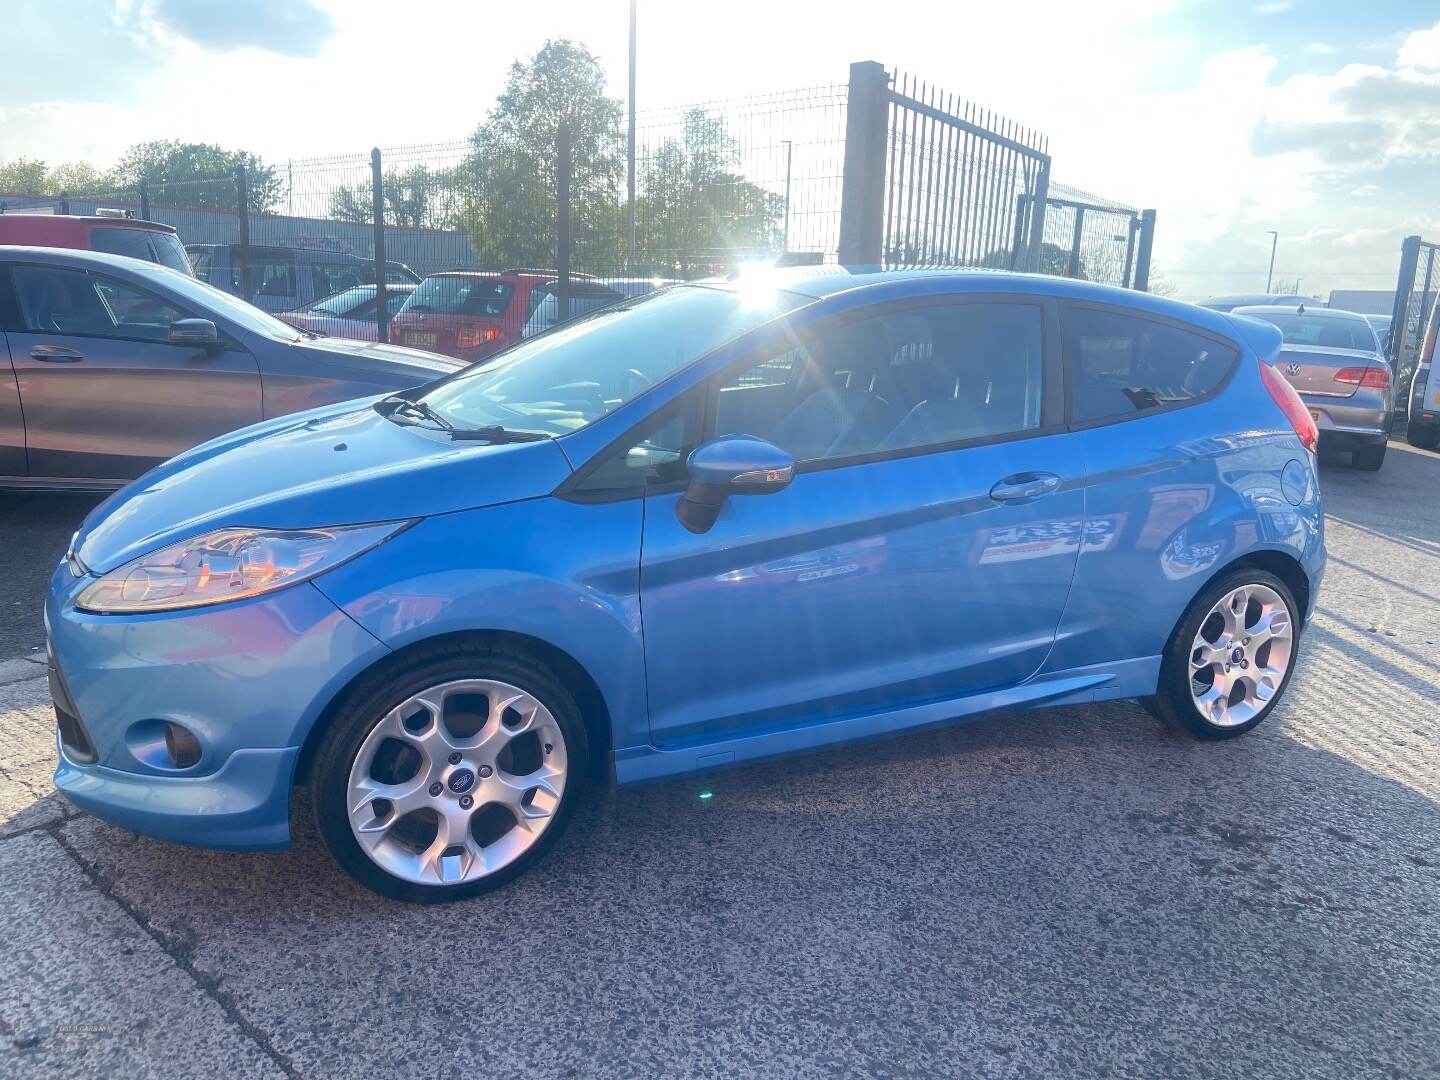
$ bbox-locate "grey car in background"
[1233,304,1393,470]
[0,246,464,490]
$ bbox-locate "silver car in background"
[0,247,464,491]
[1233,304,1393,470]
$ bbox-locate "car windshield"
[410,283,809,437]
[1250,312,1377,351]
[90,227,193,275]
[401,276,515,317]
[305,286,373,316]
[135,265,305,340]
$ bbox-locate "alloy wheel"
[345,679,568,886]
[1188,583,1295,728]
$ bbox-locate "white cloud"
[1398,19,1440,70]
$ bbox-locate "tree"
[980,242,1081,278]
[0,157,107,197]
[328,164,461,229]
[635,109,782,276]
[456,39,624,268]
[110,140,280,212]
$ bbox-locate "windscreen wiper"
[445,426,551,443]
[377,396,454,432]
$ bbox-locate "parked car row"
[0,247,460,488]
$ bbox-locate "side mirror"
[677,434,794,533]
[168,318,220,348]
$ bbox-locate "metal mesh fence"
[1393,240,1437,398]
[1040,183,1139,287]
[0,63,1152,356]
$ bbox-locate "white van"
[1407,301,1440,449]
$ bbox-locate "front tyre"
[312,645,587,903]
[1148,568,1301,740]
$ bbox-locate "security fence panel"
[1041,184,1142,287]
[1390,236,1438,404]
[877,69,1052,270]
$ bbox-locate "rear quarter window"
[1065,306,1238,423]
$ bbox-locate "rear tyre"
[312,642,588,904]
[1146,567,1301,740]
[1351,442,1387,471]
[1407,423,1439,450]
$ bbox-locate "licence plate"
[404,332,437,348]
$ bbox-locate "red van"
[0,213,193,275]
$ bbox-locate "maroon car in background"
[388,269,625,363]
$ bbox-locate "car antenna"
[1296,303,1305,314]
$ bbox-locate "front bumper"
[55,738,298,850]
[46,562,390,851]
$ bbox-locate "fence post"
[59,191,70,215]
[1132,208,1156,292]
[1022,159,1050,272]
[235,165,252,303]
[139,181,151,220]
[1121,214,1138,288]
[371,148,389,345]
[1067,205,1086,279]
[1388,235,1421,371]
[556,122,572,323]
[838,60,889,266]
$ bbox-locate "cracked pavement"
[1,443,1437,1079]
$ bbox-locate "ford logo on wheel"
[447,769,476,794]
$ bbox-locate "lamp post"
[1265,230,1278,293]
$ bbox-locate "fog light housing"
[163,722,202,769]
[125,719,204,771]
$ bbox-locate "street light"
[1265,230,1278,293]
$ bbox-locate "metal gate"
[1389,235,1438,386]
[837,61,1154,287]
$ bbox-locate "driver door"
[5,263,261,482]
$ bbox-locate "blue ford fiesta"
[48,269,1325,902]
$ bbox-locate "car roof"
[703,265,1244,337]
[0,213,176,233]
[1232,304,1367,320]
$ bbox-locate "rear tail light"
[1334,366,1390,388]
[456,327,501,350]
[1260,361,1318,453]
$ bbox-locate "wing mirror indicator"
[677,434,795,533]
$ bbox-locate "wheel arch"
[294,629,615,788]
[1168,548,1312,653]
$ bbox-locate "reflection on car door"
[5,264,261,482]
[637,297,1086,747]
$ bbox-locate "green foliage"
[980,241,1081,278]
[329,165,461,229]
[634,109,782,277]
[457,39,624,268]
[0,157,107,197]
[110,141,280,211]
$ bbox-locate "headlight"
[76,522,408,614]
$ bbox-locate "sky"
[0,0,1437,300]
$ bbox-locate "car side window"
[714,302,1045,464]
[1066,307,1237,423]
[571,395,704,496]
[11,266,189,342]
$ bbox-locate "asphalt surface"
[0,491,102,656]
[1,444,1437,1079]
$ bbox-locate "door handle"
[990,471,1062,502]
[30,344,84,363]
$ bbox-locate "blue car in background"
[47,268,1325,902]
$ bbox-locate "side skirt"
[612,656,1162,786]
